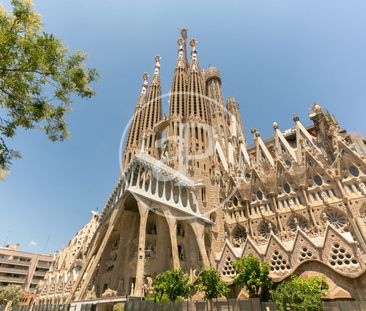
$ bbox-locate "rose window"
[232,226,247,247]
[288,216,309,232]
[259,221,277,239]
[326,212,348,231]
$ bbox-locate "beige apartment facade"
[0,244,53,293]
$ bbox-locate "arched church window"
[147,222,157,235]
[349,166,360,177]
[177,224,185,237]
[284,182,291,194]
[201,187,206,202]
[285,160,292,169]
[257,190,263,200]
[178,245,185,261]
[314,175,323,186]
[233,196,238,206]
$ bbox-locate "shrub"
[272,275,329,311]
[152,268,193,302]
[233,254,272,299]
[196,268,229,301]
[0,285,22,306]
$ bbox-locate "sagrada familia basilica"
[36,28,366,303]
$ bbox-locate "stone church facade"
[35,212,100,304]
[43,29,366,303]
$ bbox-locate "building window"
[349,166,359,177]
[177,224,185,237]
[178,245,185,261]
[147,222,157,235]
[314,175,323,186]
[284,182,291,194]
[257,190,263,200]
[201,187,206,202]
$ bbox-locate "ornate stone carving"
[101,288,117,298]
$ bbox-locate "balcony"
[31,278,41,284]
[0,275,26,284]
[0,258,31,267]
[36,262,51,269]
[0,267,29,275]
[33,270,47,277]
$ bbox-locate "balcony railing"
[0,267,29,275]
[36,262,51,269]
[0,275,26,284]
[0,258,31,267]
[34,270,47,277]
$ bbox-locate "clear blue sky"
[1,0,366,253]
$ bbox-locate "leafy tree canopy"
[195,268,229,301]
[272,275,329,311]
[233,254,272,298]
[0,0,98,179]
[0,285,22,306]
[152,268,193,302]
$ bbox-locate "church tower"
[166,28,189,169]
[141,56,162,157]
[205,67,231,163]
[122,73,149,171]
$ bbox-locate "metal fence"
[124,298,274,311]
[3,300,366,311]
[0,305,71,311]
[323,301,366,311]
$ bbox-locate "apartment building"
[0,244,53,292]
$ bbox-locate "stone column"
[4,300,12,311]
[163,210,180,269]
[189,221,210,267]
[134,199,149,297]
[355,217,366,248]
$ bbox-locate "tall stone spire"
[180,27,188,68]
[186,39,209,123]
[122,72,149,171]
[166,30,190,169]
[227,97,245,143]
[169,33,188,119]
[141,55,162,156]
[205,67,229,151]
[186,39,211,162]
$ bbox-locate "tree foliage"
[0,285,22,306]
[0,0,98,178]
[152,268,193,302]
[233,254,272,299]
[195,268,229,301]
[272,275,328,311]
